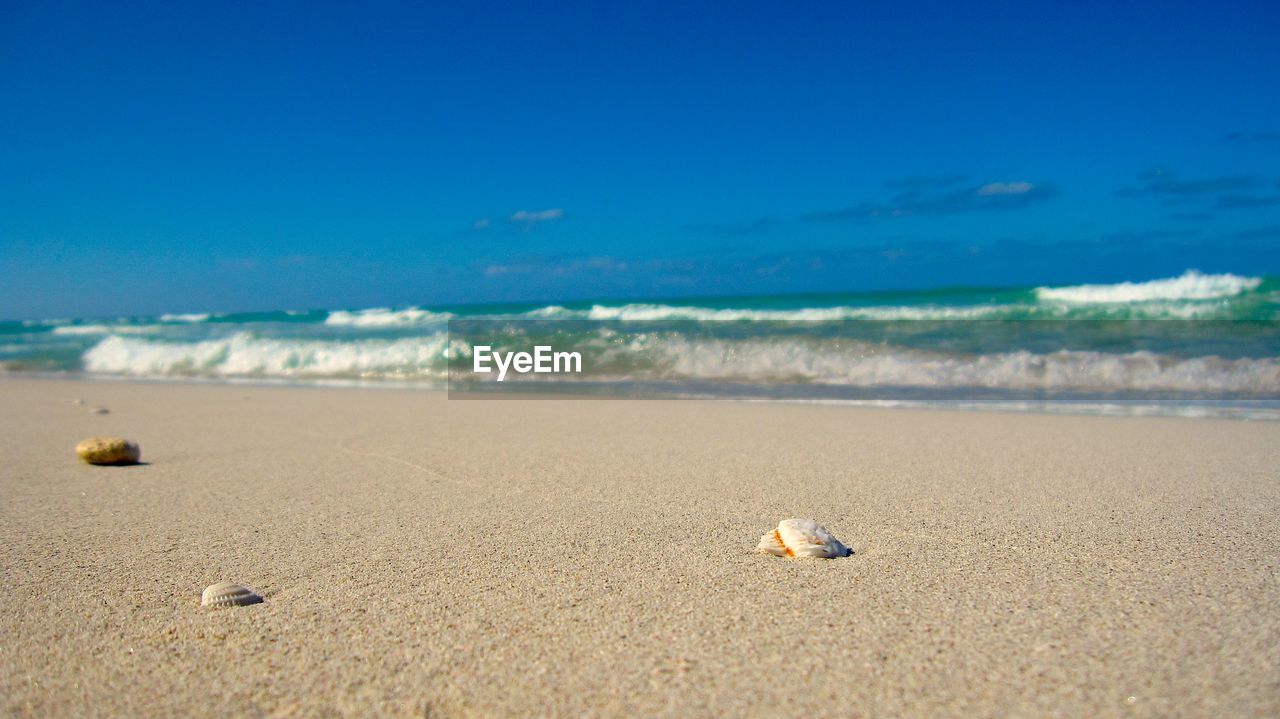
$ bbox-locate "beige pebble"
[74,437,141,465]
[89,407,109,415]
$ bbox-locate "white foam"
[739,398,1280,422]
[83,333,451,379]
[64,329,1280,396]
[651,337,1280,394]
[522,305,572,318]
[53,324,163,336]
[524,299,1241,321]
[580,303,1014,322]
[158,313,211,323]
[1035,271,1261,304]
[324,307,453,327]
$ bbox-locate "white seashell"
[72,399,85,405]
[201,582,263,608]
[90,407,109,415]
[75,437,141,465]
[757,518,850,559]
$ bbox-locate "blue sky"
[2,0,1279,318]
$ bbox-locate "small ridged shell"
[757,518,850,559]
[201,582,262,608]
[74,437,140,465]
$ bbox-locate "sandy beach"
[2,377,1278,717]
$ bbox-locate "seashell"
[89,407,109,415]
[72,399,85,405]
[74,437,141,465]
[757,518,850,559]
[201,582,263,608]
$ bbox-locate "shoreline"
[3,378,1278,717]
[5,373,1278,422]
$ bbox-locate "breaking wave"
[646,338,1280,394]
[83,333,452,380]
[539,301,1244,321]
[74,331,1280,395]
[578,303,1014,321]
[324,307,454,327]
[525,272,1270,321]
[158,313,212,323]
[1035,270,1262,304]
[52,324,164,336]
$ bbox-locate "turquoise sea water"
[3,271,1278,418]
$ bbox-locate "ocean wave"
[52,324,164,336]
[10,268,1276,407]
[522,305,573,318]
[1034,271,1261,304]
[324,307,454,327]
[158,312,212,323]
[538,300,1239,321]
[83,333,452,379]
[574,303,1016,321]
[74,330,1280,396]
[648,338,1280,394]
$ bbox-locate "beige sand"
[2,378,1278,718]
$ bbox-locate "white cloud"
[483,255,625,278]
[975,181,1034,196]
[510,208,564,225]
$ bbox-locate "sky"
[2,0,1279,319]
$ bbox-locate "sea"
[4,270,1278,419]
